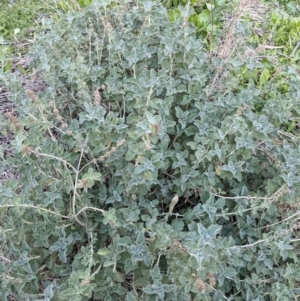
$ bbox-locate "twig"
[291,39,300,57]
[257,211,300,230]
[0,255,11,263]
[211,193,268,201]
[0,204,69,218]
[291,238,300,243]
[75,206,105,217]
[228,239,267,249]
[31,151,77,173]
[72,137,88,226]
[91,263,102,278]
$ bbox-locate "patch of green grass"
[0,0,47,41]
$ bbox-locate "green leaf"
[259,68,270,86]
[206,3,215,11]
[114,271,124,282]
[83,168,102,181]
[97,247,111,256]
[3,59,11,72]
[171,220,184,232]
[103,259,115,267]
[126,292,138,301]
[0,47,5,64]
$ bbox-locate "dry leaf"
[169,194,179,215]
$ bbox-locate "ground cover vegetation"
[0,0,42,40]
[0,0,52,59]
[1,0,300,300]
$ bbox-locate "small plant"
[1,0,300,300]
[165,0,231,50]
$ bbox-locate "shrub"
[1,1,300,300]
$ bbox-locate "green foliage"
[51,0,92,12]
[1,0,300,300]
[0,0,44,40]
[0,36,11,72]
[241,1,300,131]
[267,0,300,17]
[270,12,300,54]
[165,0,231,49]
[249,2,300,64]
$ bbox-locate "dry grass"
[208,0,266,94]
[217,0,266,59]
